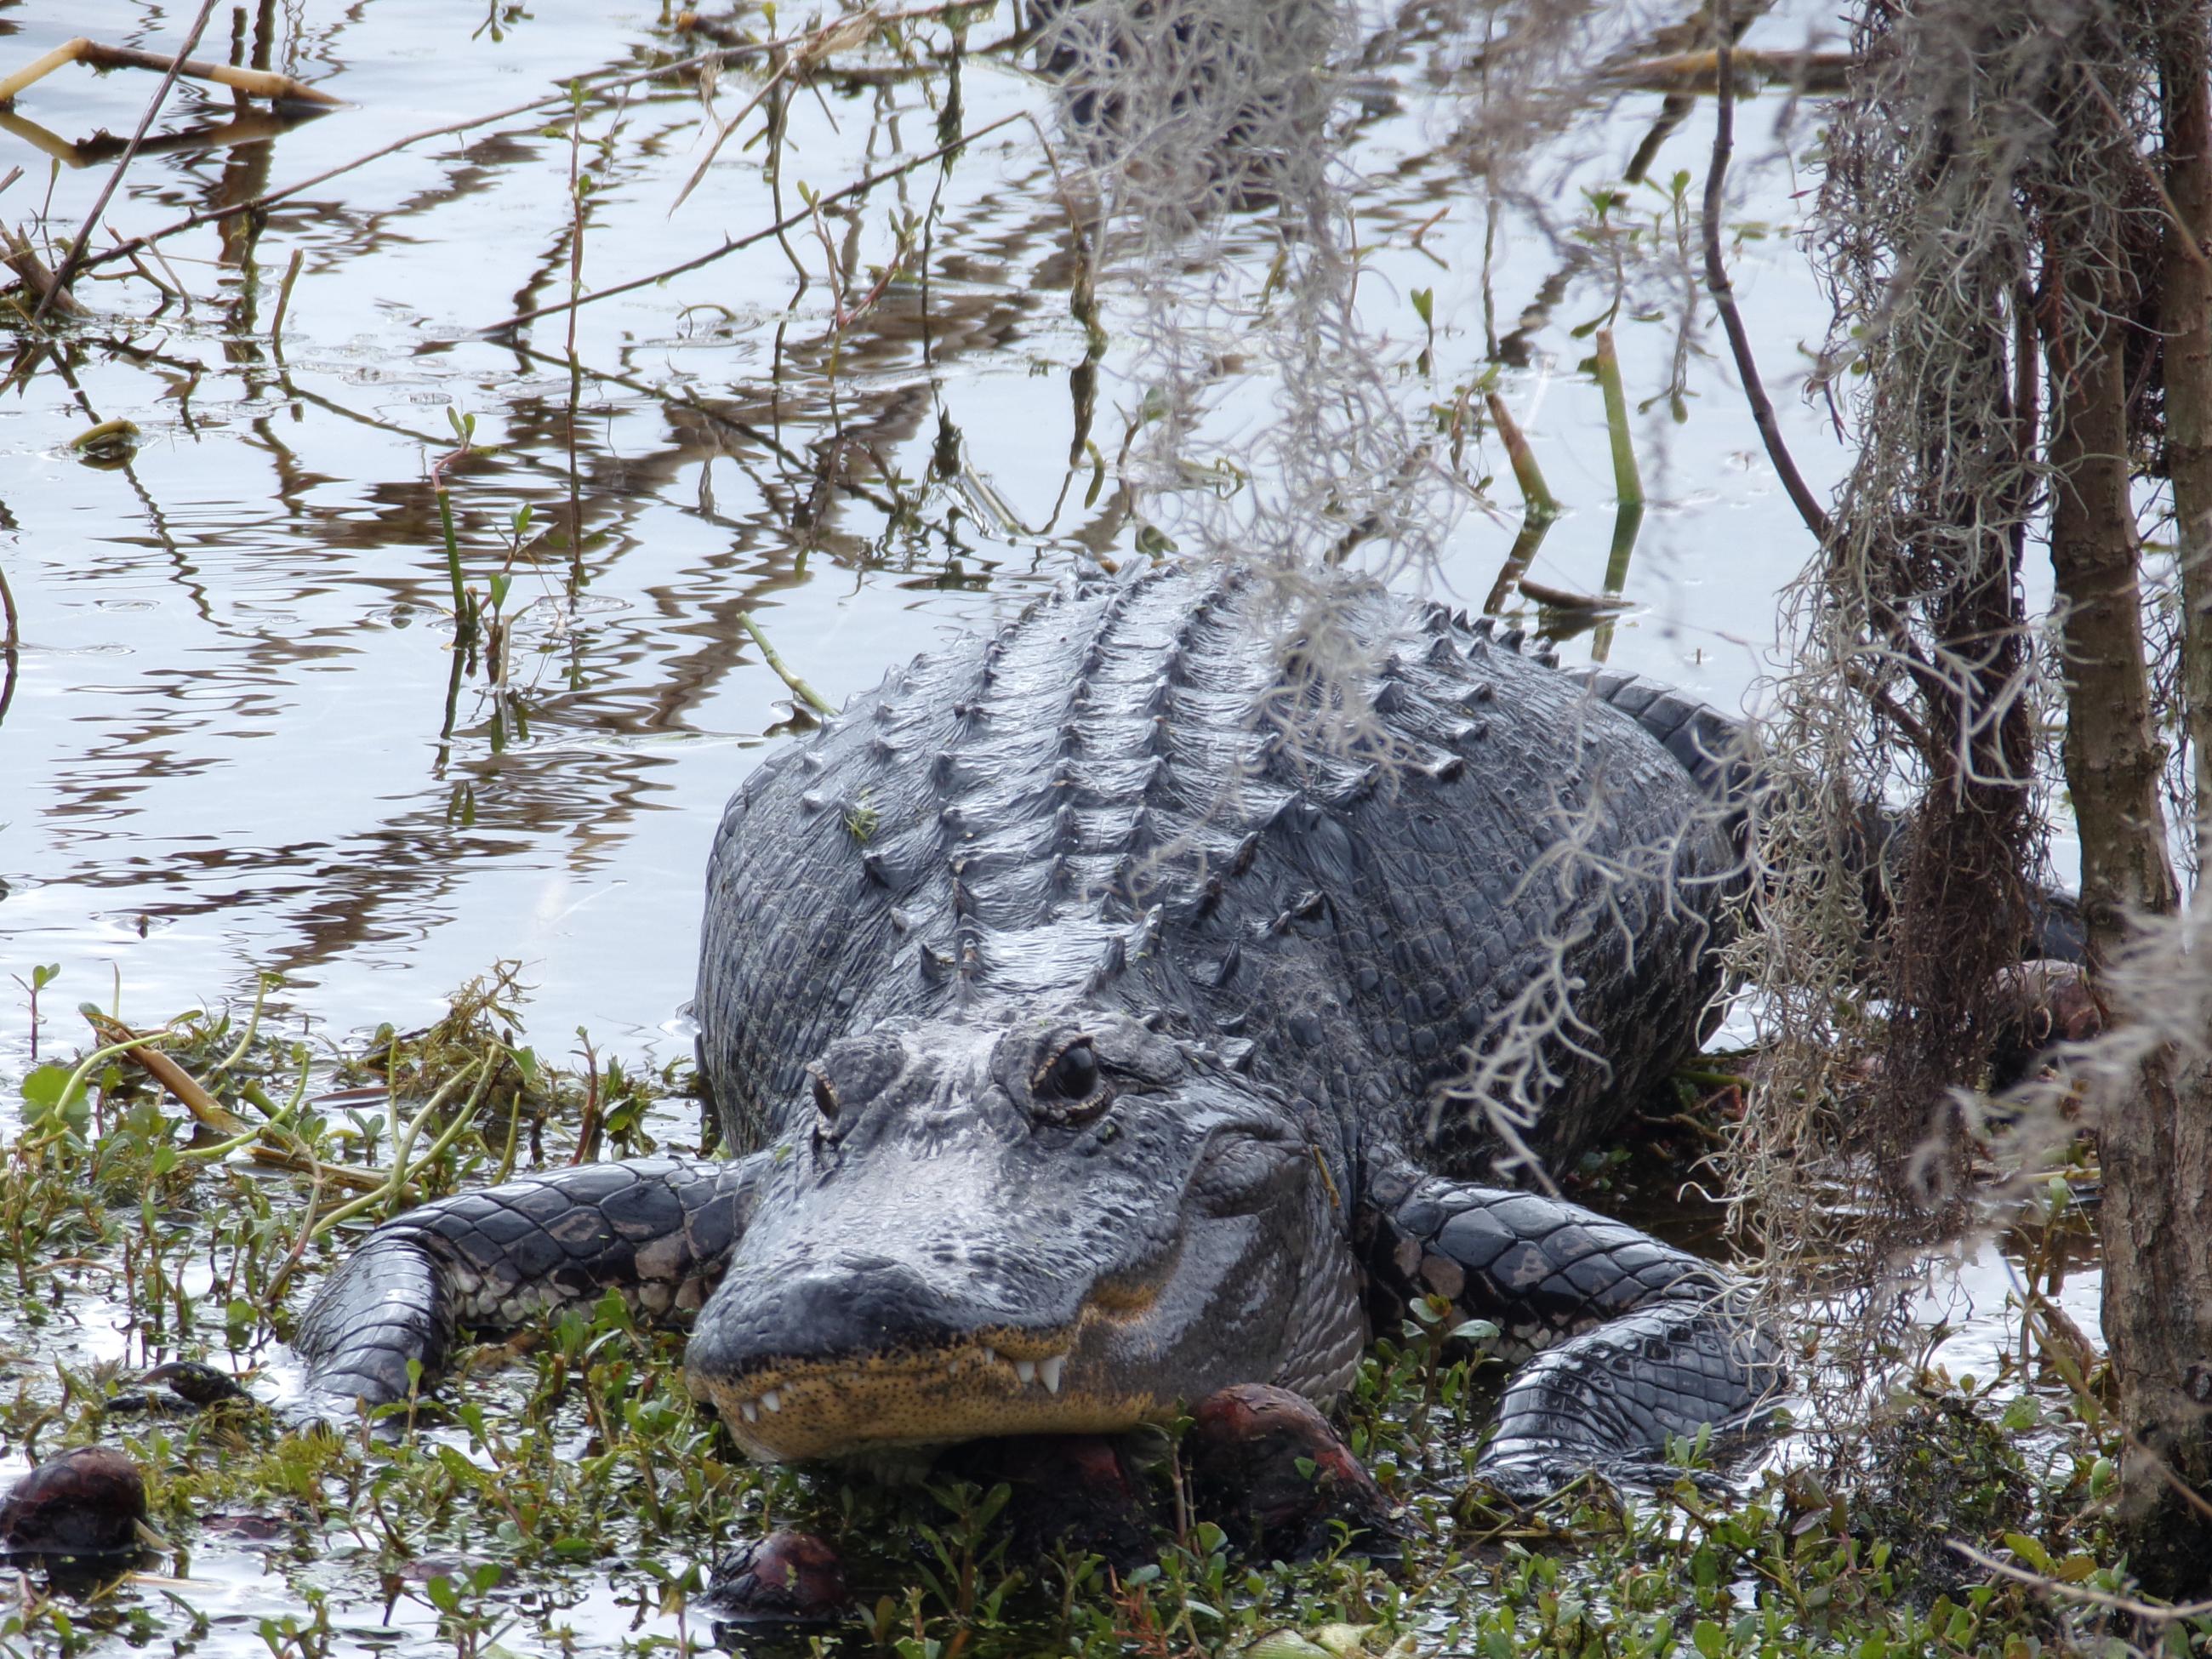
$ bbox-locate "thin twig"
[73,2,980,282]
[478,112,1018,336]
[1702,0,1833,547]
[670,57,793,215]
[1946,1541,2212,1622]
[83,1010,250,1135]
[2,225,83,318]
[1485,391,1558,520]
[35,0,219,326]
[737,612,834,714]
[108,227,182,310]
[0,531,16,650]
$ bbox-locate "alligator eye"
[1046,1040,1098,1100]
[807,1064,840,1122]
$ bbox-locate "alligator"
[294,561,1782,1497]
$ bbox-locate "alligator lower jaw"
[688,1341,1168,1463]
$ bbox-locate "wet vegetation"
[5,0,2212,1650]
[0,972,2175,1658]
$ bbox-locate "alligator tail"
[1577,667,1756,807]
[1573,664,2084,963]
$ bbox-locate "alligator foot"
[288,1156,754,1428]
[938,1434,1157,1567]
[1189,1385,1400,1565]
[1475,1296,1787,1505]
[698,1530,852,1634]
[1367,1166,1787,1492]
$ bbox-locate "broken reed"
[1594,328,1644,510]
[1485,391,1557,520]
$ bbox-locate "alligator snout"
[689,1248,1069,1378]
[682,1237,1124,1462]
[681,1188,1129,1461]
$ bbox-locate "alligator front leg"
[291,1155,757,1423]
[1365,1167,1783,1494]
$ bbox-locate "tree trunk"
[2049,26,2212,1580]
[2083,0,2212,1596]
[2168,0,2212,821]
[2046,291,2179,944]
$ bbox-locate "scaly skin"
[297,562,1780,1490]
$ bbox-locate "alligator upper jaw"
[689,1332,1170,1463]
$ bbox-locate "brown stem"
[71,1,979,283]
[34,0,219,326]
[2078,0,2212,1596]
[1702,0,1833,548]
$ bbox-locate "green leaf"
[1411,287,1434,327]
[1692,1617,1726,1658]
[19,1063,79,1112]
[436,1445,484,1490]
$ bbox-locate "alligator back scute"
[696,567,1736,1172]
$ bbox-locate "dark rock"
[1188,1384,1400,1564]
[940,1433,1156,1567]
[0,1447,155,1560]
[699,1530,851,1633]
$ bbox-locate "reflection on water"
[0,4,1862,1648]
[0,0,1844,1062]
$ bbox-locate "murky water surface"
[0,0,1850,1057]
[0,1,2092,1654]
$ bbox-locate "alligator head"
[682,1009,1362,1462]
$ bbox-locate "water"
[0,0,2011,1653]
[0,0,1846,1062]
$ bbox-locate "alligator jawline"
[693,1337,1172,1462]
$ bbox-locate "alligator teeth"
[1039,1355,1065,1395]
[739,1400,759,1424]
[760,1389,783,1414]
[978,1347,996,1365]
[1013,1360,1036,1385]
